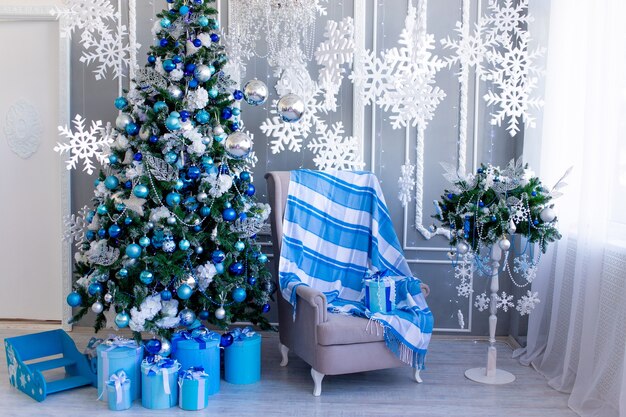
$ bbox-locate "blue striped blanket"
[278,170,433,369]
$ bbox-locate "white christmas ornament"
[54,114,112,175]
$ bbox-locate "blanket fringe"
[366,318,426,370]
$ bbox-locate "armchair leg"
[414,368,423,383]
[279,343,289,367]
[311,368,325,396]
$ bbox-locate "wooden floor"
[0,328,576,417]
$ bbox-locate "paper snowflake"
[513,253,538,283]
[495,291,514,312]
[307,122,364,171]
[55,114,111,175]
[457,310,465,329]
[79,24,140,80]
[516,290,540,316]
[456,281,473,298]
[440,19,494,78]
[63,205,89,247]
[398,163,415,207]
[454,259,474,283]
[260,111,305,154]
[509,200,530,223]
[474,292,490,312]
[51,0,116,38]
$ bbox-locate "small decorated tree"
[64,0,274,341]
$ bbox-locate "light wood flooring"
[0,328,575,417]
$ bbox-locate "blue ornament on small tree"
[133,184,149,198]
[104,175,119,190]
[222,208,237,222]
[220,333,234,348]
[139,270,154,284]
[212,250,226,264]
[114,96,128,110]
[88,282,103,296]
[161,289,172,301]
[262,303,271,313]
[126,243,142,259]
[166,192,182,207]
[177,284,193,300]
[229,262,244,276]
[115,312,130,328]
[66,292,82,307]
[232,287,246,303]
[108,224,121,238]
[179,308,196,326]
[145,339,162,355]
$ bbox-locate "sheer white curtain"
[518,1,626,416]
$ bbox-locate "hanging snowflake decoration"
[54,114,111,175]
[398,163,416,207]
[454,257,474,282]
[457,309,465,329]
[474,292,490,312]
[307,122,364,171]
[456,281,473,298]
[51,0,116,38]
[516,290,540,316]
[513,253,538,283]
[509,199,530,223]
[495,291,514,312]
[62,205,89,247]
[440,19,494,78]
[79,24,140,80]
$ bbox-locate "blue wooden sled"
[4,329,97,401]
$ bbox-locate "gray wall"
[71,0,522,336]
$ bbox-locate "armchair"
[265,171,423,396]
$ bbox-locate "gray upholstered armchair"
[265,171,423,396]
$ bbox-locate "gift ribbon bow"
[171,326,220,351]
[367,269,389,282]
[179,367,208,381]
[144,358,180,395]
[108,370,128,405]
[230,326,256,342]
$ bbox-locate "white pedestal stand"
[464,245,516,385]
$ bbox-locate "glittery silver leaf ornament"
[145,154,178,182]
[230,217,264,238]
[135,68,167,96]
[88,244,120,266]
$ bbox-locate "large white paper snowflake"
[513,253,538,283]
[474,292,490,312]
[456,281,473,298]
[55,114,111,175]
[79,24,139,80]
[454,257,474,283]
[516,290,540,316]
[495,291,514,312]
[440,19,494,78]
[63,205,89,247]
[398,163,415,207]
[51,0,116,38]
[307,122,364,171]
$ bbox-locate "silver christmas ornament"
[197,192,208,202]
[184,274,197,290]
[195,246,204,254]
[158,339,172,357]
[215,307,226,320]
[139,125,152,140]
[167,216,177,225]
[179,308,196,326]
[507,219,517,234]
[104,293,113,303]
[498,237,511,251]
[224,131,253,159]
[456,241,469,255]
[243,79,268,106]
[163,236,176,253]
[194,64,212,82]
[146,221,155,229]
[180,119,194,131]
[540,207,556,223]
[167,85,184,100]
[115,113,133,130]
[213,125,224,136]
[276,93,305,123]
[91,302,104,314]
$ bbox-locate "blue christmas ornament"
[187,166,201,179]
[262,303,271,313]
[88,282,103,296]
[192,38,202,47]
[240,171,251,182]
[133,152,143,161]
[173,179,184,191]
[86,211,95,223]
[178,239,191,251]
[210,18,219,30]
[245,184,256,196]
[189,78,199,88]
[234,241,245,251]
[212,250,226,263]
[98,228,107,238]
[179,110,190,121]
[215,263,225,274]
[125,243,142,259]
[232,287,246,302]
[148,55,156,64]
[197,15,209,27]
[108,224,121,238]
[124,217,132,225]
[94,178,100,187]
[177,284,193,300]
[198,310,209,320]
[479,201,485,207]
[199,206,211,217]
[115,203,125,212]
[66,292,82,307]
[231,121,240,131]
[210,33,220,43]
[220,333,234,347]
[145,339,162,355]
[229,262,244,276]
[185,63,196,73]
[183,196,199,212]
[247,276,257,285]
[115,312,130,328]
[232,107,241,116]
[160,17,171,28]
[114,96,128,110]
[153,101,168,112]
[166,113,182,131]
[219,164,230,175]
[165,151,178,163]
[172,54,182,64]
[447,193,454,199]
[163,59,176,72]
[208,87,218,98]
[222,208,237,222]
[239,212,247,221]
[166,192,182,207]
[160,38,169,47]
[233,90,244,100]
[97,205,108,215]
[258,254,268,264]
[195,109,210,124]
[193,225,202,232]
[531,191,537,196]
[140,270,154,284]
[124,180,132,189]
[118,268,128,278]
[149,135,159,144]
[85,230,96,240]
[221,108,232,120]
[179,308,196,326]
[139,236,151,247]
[108,154,118,164]
[161,289,172,301]
[179,5,190,14]
[133,184,149,198]
[104,175,119,190]
[125,122,139,136]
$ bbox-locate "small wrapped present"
[224,327,261,385]
[171,326,220,395]
[84,337,103,375]
[178,367,209,411]
[105,370,132,411]
[363,270,396,314]
[141,357,180,409]
[97,336,143,402]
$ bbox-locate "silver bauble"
[115,113,133,130]
[195,246,204,254]
[179,308,196,326]
[146,221,155,229]
[277,93,305,123]
[194,64,212,82]
[213,125,224,136]
[139,125,152,140]
[223,131,253,159]
[104,293,113,303]
[456,241,469,255]
[163,238,176,253]
[498,237,511,251]
[91,302,104,314]
[197,192,208,202]
[215,307,226,320]
[167,84,184,100]
[167,216,177,225]
[158,339,172,357]
[540,207,556,223]
[243,79,268,106]
[507,219,517,234]
[184,274,197,290]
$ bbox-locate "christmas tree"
[65,0,274,340]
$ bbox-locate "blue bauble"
[124,181,133,189]
[219,164,229,175]
[98,228,107,238]
[165,151,178,163]
[139,236,151,247]
[149,135,159,144]
[229,262,244,276]
[185,63,196,73]
[108,224,121,238]
[108,154,118,164]
[233,90,244,100]
[210,18,219,30]
[126,243,142,258]
[160,17,171,28]
[240,171,251,182]
[232,107,241,116]
[124,217,132,225]
[163,59,176,72]
[231,121,240,131]
[139,270,154,284]
[211,249,226,263]
[177,284,193,300]
[160,38,169,47]
[166,114,182,131]
[220,333,234,348]
[221,108,232,120]
[133,152,143,161]
[195,109,210,124]
[208,87,218,98]
[232,287,246,303]
[153,101,168,112]
[262,303,271,313]
[125,122,139,136]
[115,312,130,328]
[447,193,454,199]
[247,276,257,286]
[161,289,172,301]
[223,201,232,209]
[148,55,156,64]
[198,310,209,320]
[215,263,225,274]
[174,179,184,190]
[193,225,202,232]
[234,241,245,251]
[172,55,182,64]
[179,5,190,14]
[183,196,198,212]
[187,166,201,179]
[88,282,103,296]
[115,203,125,212]
[96,205,107,216]
[133,184,149,198]
[104,175,119,190]
[118,268,128,278]
[166,192,182,207]
[531,191,537,197]
[145,338,162,355]
[66,292,82,307]
[258,254,268,264]
[222,208,237,222]
[210,33,220,43]
[192,38,202,47]
[94,178,100,187]
[179,110,190,121]
[114,96,128,110]
[179,308,196,326]
[189,78,199,88]
[178,239,191,251]
[239,212,247,221]
[246,184,256,196]
[85,230,96,241]
[199,206,211,217]
[86,211,95,223]
[198,15,209,27]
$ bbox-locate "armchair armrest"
[296,286,328,324]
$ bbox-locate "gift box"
[363,271,396,314]
[97,337,143,402]
[141,358,180,409]
[84,337,103,375]
[224,328,261,385]
[178,368,209,411]
[171,327,220,395]
[106,370,132,411]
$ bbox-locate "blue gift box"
[141,358,180,409]
[224,329,261,385]
[364,275,396,314]
[171,328,220,395]
[97,338,143,402]
[178,368,209,411]
[106,371,132,411]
